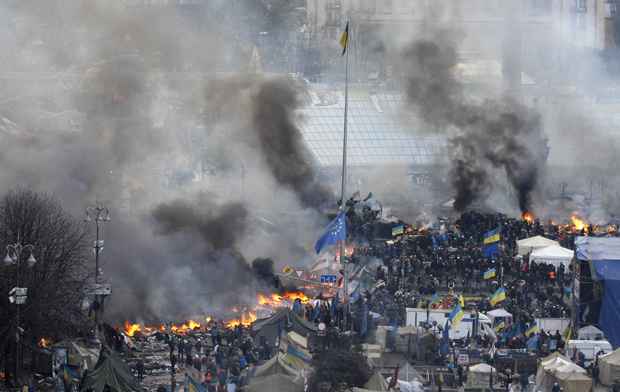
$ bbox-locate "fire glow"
[522,211,534,224]
[224,311,257,329]
[257,291,310,307]
[570,215,588,232]
[38,337,51,348]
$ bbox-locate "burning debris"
[522,211,535,224]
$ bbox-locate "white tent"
[466,363,496,389]
[577,325,605,341]
[517,236,560,256]
[530,245,574,268]
[486,308,513,324]
[599,348,620,386]
[535,352,592,392]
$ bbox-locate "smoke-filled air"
[4,3,620,390]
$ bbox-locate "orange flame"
[225,311,257,329]
[257,291,310,307]
[571,215,588,232]
[38,337,52,348]
[522,212,534,224]
[124,321,141,337]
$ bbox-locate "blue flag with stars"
[315,211,347,254]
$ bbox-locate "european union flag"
[315,211,347,254]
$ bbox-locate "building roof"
[300,86,446,167]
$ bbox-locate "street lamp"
[4,241,36,386]
[85,204,110,332]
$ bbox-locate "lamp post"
[85,204,110,331]
[4,241,36,385]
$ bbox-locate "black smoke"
[252,78,333,209]
[400,34,548,212]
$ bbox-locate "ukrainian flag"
[495,321,506,332]
[339,22,349,55]
[489,287,507,306]
[448,304,464,327]
[186,374,207,392]
[525,323,540,337]
[483,228,500,245]
[483,268,496,280]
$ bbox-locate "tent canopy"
[364,371,388,391]
[536,352,591,392]
[244,373,303,392]
[486,308,512,320]
[577,325,605,340]
[79,348,140,392]
[599,348,620,385]
[517,236,559,255]
[530,245,574,267]
[576,237,620,348]
[469,363,495,373]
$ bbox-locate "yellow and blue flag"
[489,287,507,306]
[525,323,540,337]
[392,224,405,237]
[448,304,464,327]
[315,211,347,254]
[495,321,506,332]
[483,268,497,280]
[430,293,441,306]
[483,228,500,244]
[186,374,207,392]
[483,228,500,259]
[339,22,349,55]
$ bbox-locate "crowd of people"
[115,203,615,391]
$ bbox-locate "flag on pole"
[489,287,507,306]
[483,228,501,244]
[430,293,441,306]
[448,304,464,327]
[339,22,349,56]
[483,228,501,259]
[315,211,347,254]
[525,323,540,337]
[483,268,497,280]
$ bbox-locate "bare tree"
[0,189,90,380]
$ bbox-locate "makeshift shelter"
[364,371,388,391]
[466,363,496,389]
[79,348,141,392]
[53,339,100,371]
[535,352,592,392]
[576,237,620,348]
[243,373,303,392]
[530,245,574,267]
[252,353,300,378]
[517,236,559,256]
[486,308,513,324]
[252,308,317,348]
[599,348,620,386]
[577,325,605,341]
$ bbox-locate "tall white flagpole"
[339,20,350,324]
